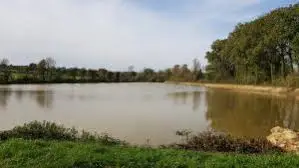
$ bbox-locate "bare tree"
[0,58,9,67]
[128,65,134,72]
[45,57,56,69]
[192,58,203,81]
[45,57,56,80]
[192,58,201,73]
[38,59,47,81]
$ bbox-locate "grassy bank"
[0,139,298,168]
[0,121,296,167]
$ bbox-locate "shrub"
[174,130,283,154]
[272,74,299,88]
[0,121,124,145]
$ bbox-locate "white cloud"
[0,0,260,70]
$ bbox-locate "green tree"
[69,68,79,80]
[205,4,299,85]
[79,68,87,80]
[0,58,11,83]
[88,69,98,81]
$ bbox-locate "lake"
[0,83,298,145]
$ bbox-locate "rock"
[267,126,299,153]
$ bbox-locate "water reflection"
[192,91,202,111]
[167,91,204,111]
[32,90,54,109]
[1,84,299,144]
[205,90,299,137]
[0,89,54,109]
[168,92,188,105]
[167,89,299,138]
[0,88,12,108]
[15,90,25,102]
[1,87,97,110]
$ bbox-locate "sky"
[0,0,298,71]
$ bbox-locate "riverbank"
[0,121,296,167]
[0,139,297,168]
[167,81,299,96]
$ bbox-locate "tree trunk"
[255,66,258,85]
[289,55,294,73]
[281,58,286,79]
[270,64,274,84]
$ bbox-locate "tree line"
[0,57,204,84]
[2,5,298,85]
[205,4,299,86]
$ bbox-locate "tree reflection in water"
[13,89,54,109]
[0,88,12,108]
[205,90,299,138]
[167,91,204,112]
[15,90,25,102]
[167,89,299,138]
[2,85,299,139]
[32,90,54,109]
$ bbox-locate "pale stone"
[270,126,283,133]
[267,126,299,153]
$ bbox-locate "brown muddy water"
[0,83,298,145]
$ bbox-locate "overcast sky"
[0,0,297,71]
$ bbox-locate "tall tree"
[192,58,203,81]
[0,58,11,83]
[205,4,299,85]
[45,57,56,80]
[37,59,47,81]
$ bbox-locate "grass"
[0,121,296,167]
[0,139,298,168]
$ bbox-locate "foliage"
[0,121,124,145]
[169,61,204,82]
[272,73,299,87]
[0,57,204,84]
[205,4,299,86]
[0,121,283,155]
[174,130,283,154]
[0,122,296,167]
[0,57,172,84]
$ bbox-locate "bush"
[0,121,124,145]
[272,74,299,88]
[174,130,283,154]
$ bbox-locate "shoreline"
[0,121,296,167]
[166,81,299,97]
